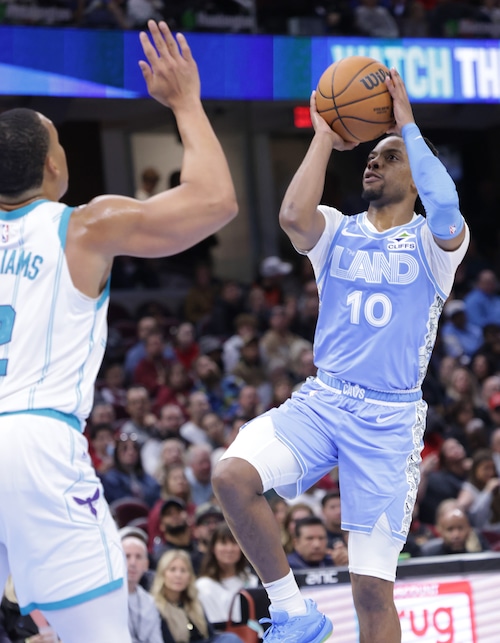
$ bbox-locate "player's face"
[361,136,416,206]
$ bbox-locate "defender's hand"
[138,20,200,110]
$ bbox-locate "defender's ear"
[45,153,59,177]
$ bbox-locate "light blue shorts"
[0,412,125,614]
[239,374,426,542]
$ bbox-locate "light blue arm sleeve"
[402,122,464,239]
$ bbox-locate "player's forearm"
[403,123,464,239]
[174,101,237,222]
[279,131,331,238]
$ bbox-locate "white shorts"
[0,412,125,614]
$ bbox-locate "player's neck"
[0,190,44,211]
[366,205,414,232]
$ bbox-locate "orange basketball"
[316,56,395,143]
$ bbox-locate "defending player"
[0,21,236,643]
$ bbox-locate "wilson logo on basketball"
[316,56,395,143]
[359,69,390,91]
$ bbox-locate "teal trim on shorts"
[19,578,124,614]
[0,409,83,432]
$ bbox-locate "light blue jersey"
[225,128,470,557]
[231,209,469,540]
[0,200,109,428]
[311,208,469,393]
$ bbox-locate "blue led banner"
[0,26,498,103]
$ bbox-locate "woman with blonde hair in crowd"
[151,549,242,643]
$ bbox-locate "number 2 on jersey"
[0,305,15,376]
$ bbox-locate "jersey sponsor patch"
[387,231,416,251]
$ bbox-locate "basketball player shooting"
[213,68,469,642]
[0,20,236,643]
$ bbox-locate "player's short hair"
[0,108,50,198]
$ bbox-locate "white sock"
[263,569,307,616]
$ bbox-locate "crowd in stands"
[2,0,500,39]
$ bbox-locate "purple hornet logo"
[73,488,100,517]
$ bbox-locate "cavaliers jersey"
[311,207,469,393]
[0,200,108,426]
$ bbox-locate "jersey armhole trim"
[96,277,110,311]
[57,205,75,250]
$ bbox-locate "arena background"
[0,28,499,287]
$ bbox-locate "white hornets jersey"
[312,209,464,393]
[0,200,108,427]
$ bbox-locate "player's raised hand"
[138,20,200,110]
[385,68,415,135]
[310,91,358,152]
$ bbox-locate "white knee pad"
[348,513,404,582]
[220,415,302,494]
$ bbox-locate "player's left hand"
[384,68,415,135]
